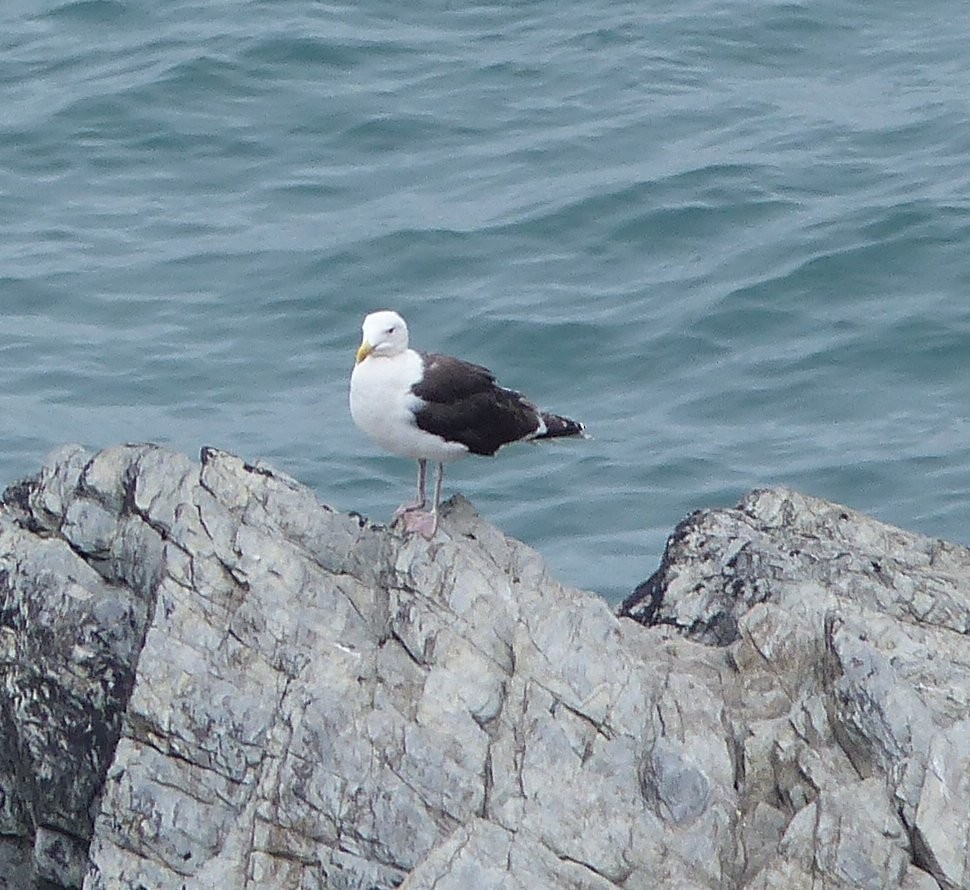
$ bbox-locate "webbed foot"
[402,509,438,539]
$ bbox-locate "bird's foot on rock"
[402,509,438,539]
[393,501,425,519]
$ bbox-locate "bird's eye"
[387,326,396,334]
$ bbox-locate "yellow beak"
[355,341,374,364]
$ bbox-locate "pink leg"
[393,459,427,518]
[402,462,444,538]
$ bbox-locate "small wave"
[45,0,130,24]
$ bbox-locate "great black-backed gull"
[350,309,586,537]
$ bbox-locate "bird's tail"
[534,412,587,440]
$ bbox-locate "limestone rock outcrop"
[0,445,963,889]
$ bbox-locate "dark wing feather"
[412,352,541,456]
[412,353,497,401]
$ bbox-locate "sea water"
[3,0,970,601]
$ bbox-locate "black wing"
[411,352,541,456]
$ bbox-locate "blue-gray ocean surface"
[3,1,970,602]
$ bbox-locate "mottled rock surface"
[0,446,963,889]
[621,488,970,890]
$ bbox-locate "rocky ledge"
[0,444,965,890]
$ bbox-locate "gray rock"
[0,445,150,890]
[622,487,966,890]
[0,452,963,889]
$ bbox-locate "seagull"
[349,309,586,537]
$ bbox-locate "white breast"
[350,350,469,462]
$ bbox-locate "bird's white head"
[356,310,410,364]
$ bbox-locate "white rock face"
[0,447,963,889]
